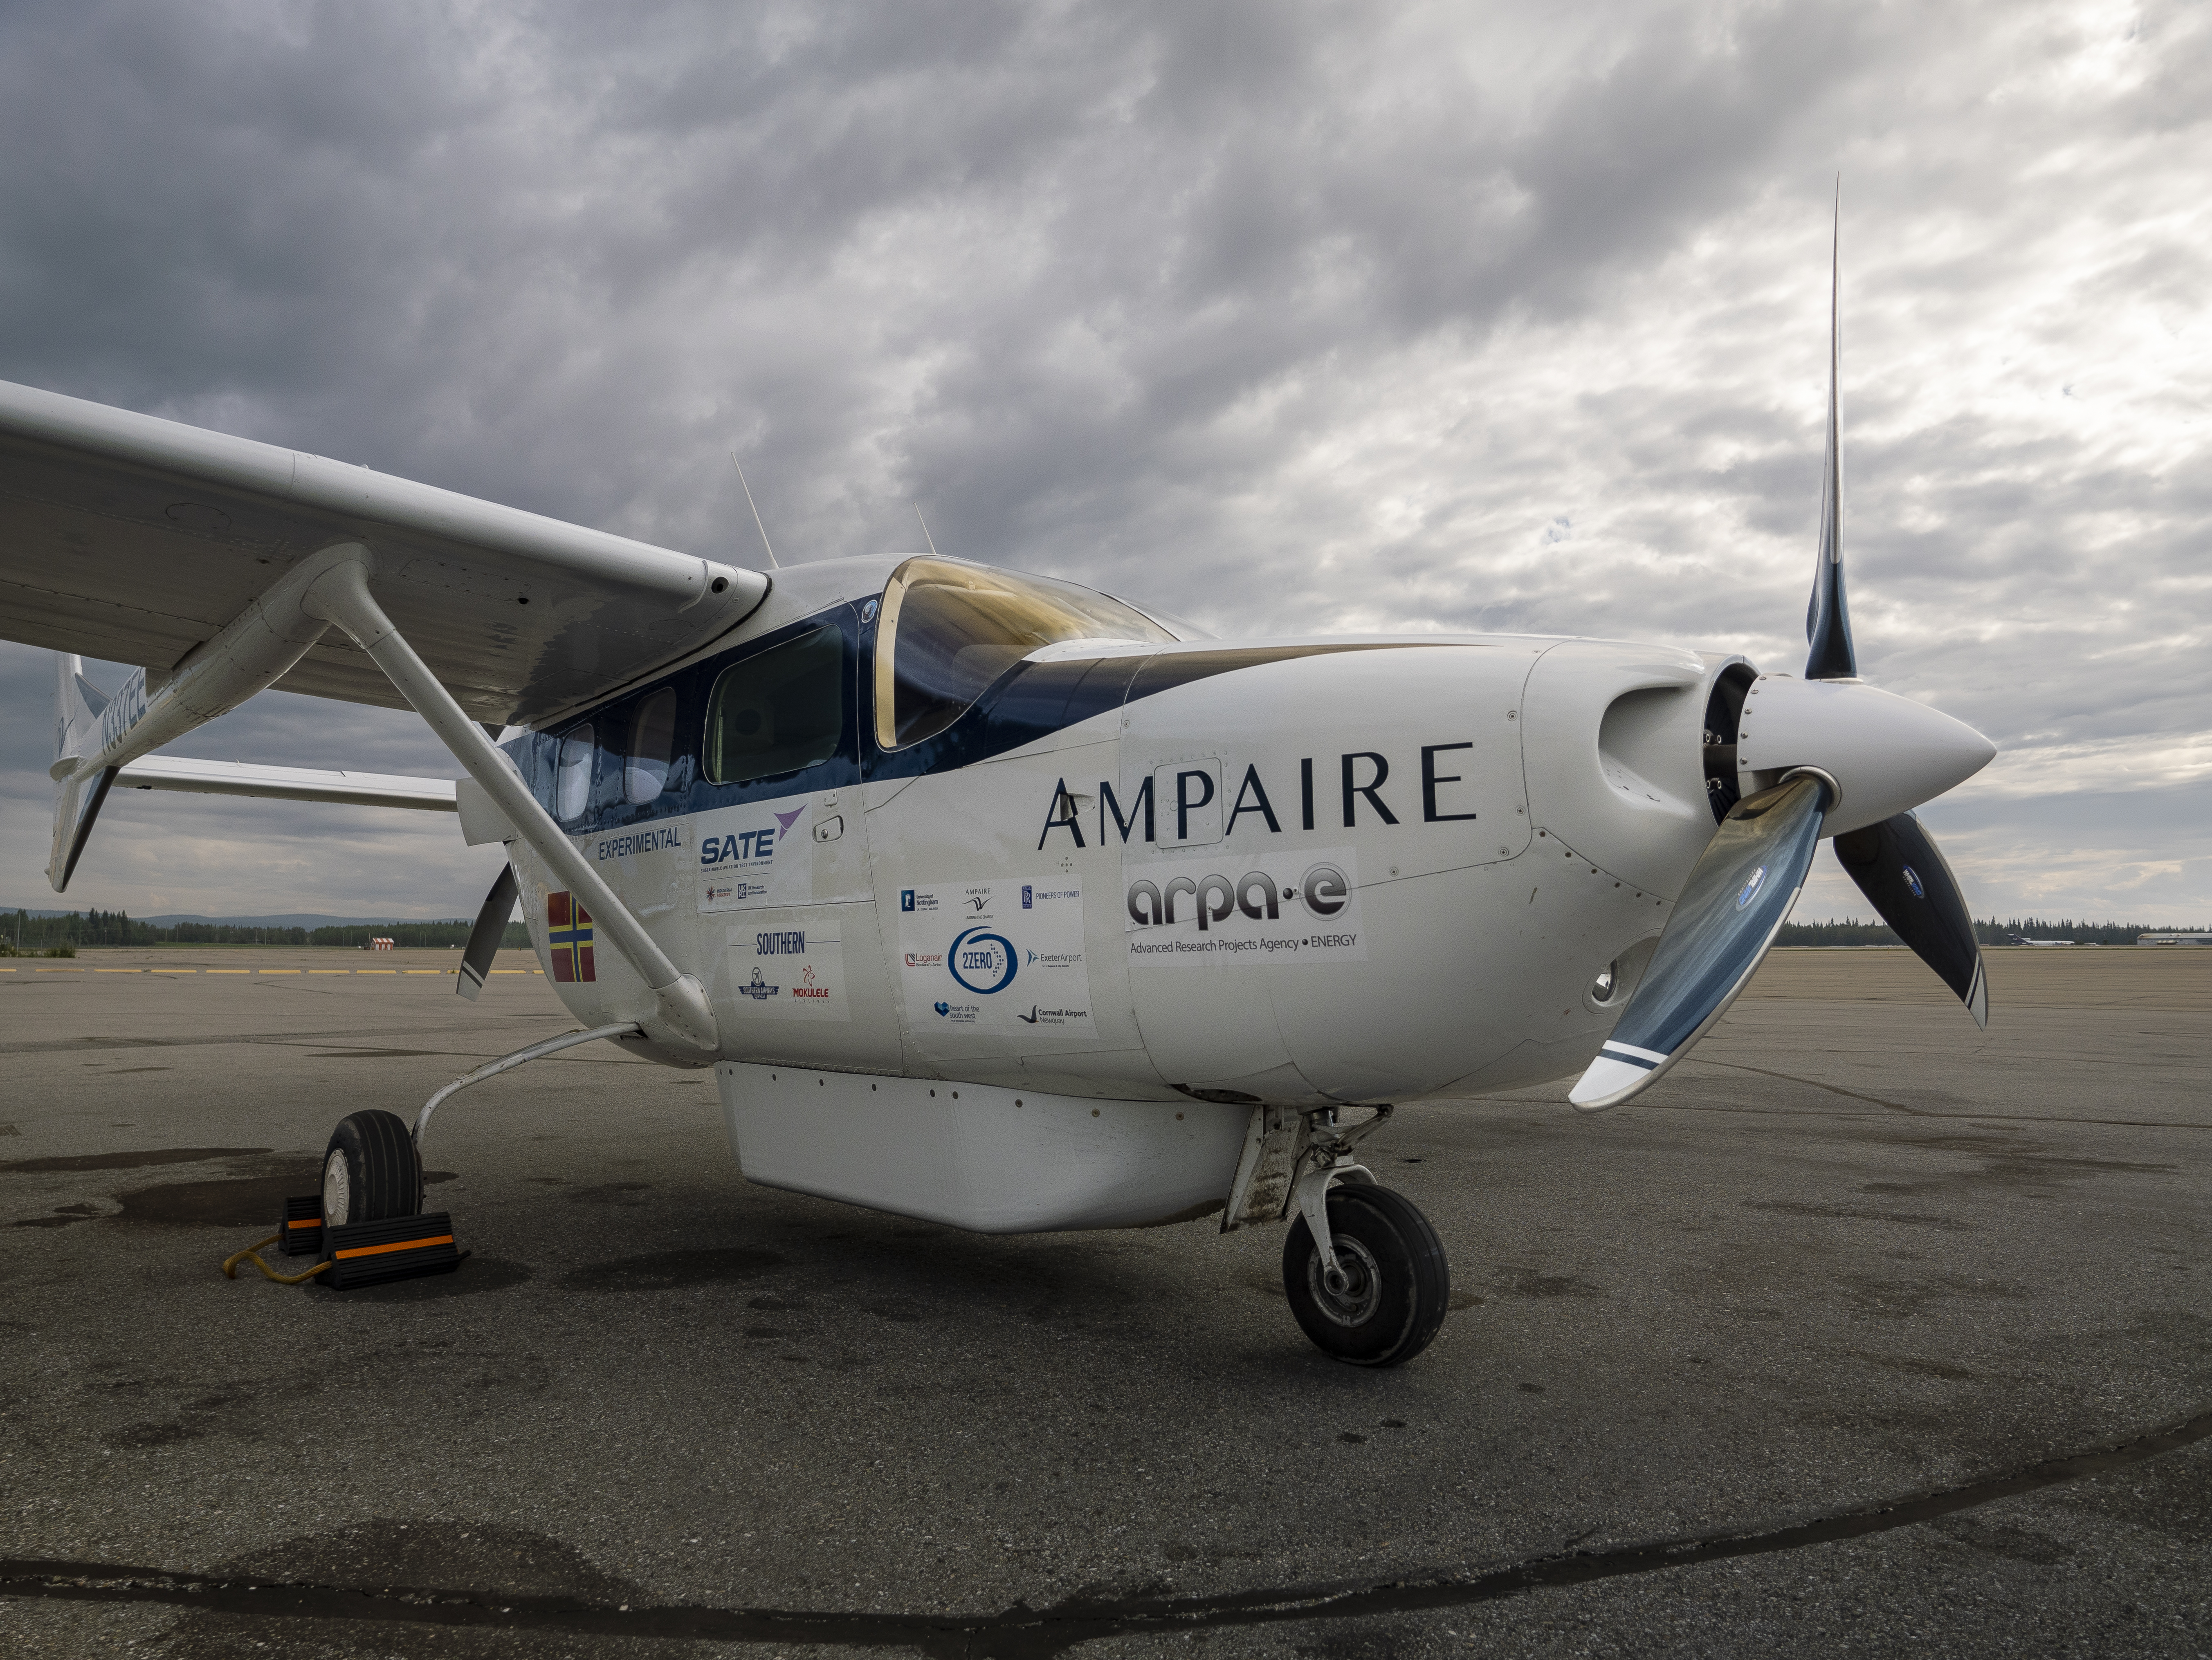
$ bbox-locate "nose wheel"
[1282,1183,1449,1366]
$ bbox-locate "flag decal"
[548,892,595,982]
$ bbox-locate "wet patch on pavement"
[561,1246,786,1292]
[110,1156,321,1228]
[0,1146,269,1174]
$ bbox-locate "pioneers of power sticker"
[1124,846,1366,965]
[898,880,1094,1035]
[725,911,848,1021]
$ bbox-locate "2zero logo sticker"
[948,926,1018,995]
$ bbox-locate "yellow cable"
[221,1234,332,1285]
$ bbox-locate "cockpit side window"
[872,556,1172,750]
[703,624,847,785]
[555,724,595,822]
[624,689,678,805]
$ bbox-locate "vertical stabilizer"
[47,654,117,892]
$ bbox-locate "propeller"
[457,863,519,1001]
[1569,197,1993,1111]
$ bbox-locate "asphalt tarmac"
[2,946,2206,1658]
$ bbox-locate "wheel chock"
[274,1194,323,1257]
[320,1212,463,1290]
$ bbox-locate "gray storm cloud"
[2,0,2207,921]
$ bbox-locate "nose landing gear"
[1283,1182,1450,1366]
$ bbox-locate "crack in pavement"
[5,1401,2208,1657]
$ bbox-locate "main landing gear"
[321,1108,422,1228]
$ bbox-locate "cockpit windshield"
[873,556,1175,750]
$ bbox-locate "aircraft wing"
[0,377,767,726]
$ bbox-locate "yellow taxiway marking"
[308,969,351,975]
[357,969,397,974]
[95,968,143,973]
[206,969,251,974]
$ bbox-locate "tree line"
[4,908,532,950]
[1777,917,2209,947]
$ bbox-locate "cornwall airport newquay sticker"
[897,880,1095,1035]
[725,911,848,1021]
[1123,846,1366,965]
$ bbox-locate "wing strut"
[297,547,719,1054]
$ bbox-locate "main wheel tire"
[321,1109,422,1232]
[1283,1183,1450,1366]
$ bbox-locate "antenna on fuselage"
[913,504,941,559]
[730,452,780,570]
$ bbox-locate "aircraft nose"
[1735,675,1996,839]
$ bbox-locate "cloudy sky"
[2,0,2207,924]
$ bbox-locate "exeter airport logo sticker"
[548,893,595,982]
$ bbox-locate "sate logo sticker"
[696,797,817,915]
[548,893,595,982]
[1736,865,1768,910]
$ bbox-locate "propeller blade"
[1805,183,1857,682]
[1833,811,1988,1028]
[1568,773,1831,1111]
[456,863,519,1002]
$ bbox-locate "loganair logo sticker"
[1902,865,1925,900]
[547,893,595,982]
[1735,866,1768,910]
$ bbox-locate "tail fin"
[47,654,117,892]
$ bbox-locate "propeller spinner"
[1569,205,1994,1111]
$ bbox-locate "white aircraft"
[0,245,1994,1364]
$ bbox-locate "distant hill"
[6,906,527,950]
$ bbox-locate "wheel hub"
[321,1148,351,1229]
[1306,1234,1383,1326]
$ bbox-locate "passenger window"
[624,689,678,805]
[703,626,845,785]
[555,725,595,821]
[872,556,1172,749]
